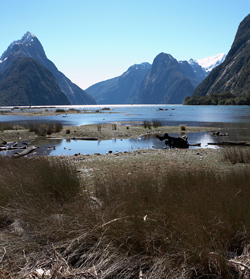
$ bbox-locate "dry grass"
[26,121,63,136]
[222,147,250,163]
[1,150,250,278]
[0,122,23,131]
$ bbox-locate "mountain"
[85,63,151,104]
[192,14,250,97]
[178,60,202,87]
[138,53,195,104]
[0,32,96,105]
[0,57,70,106]
[187,54,226,82]
[195,53,226,73]
[188,59,209,81]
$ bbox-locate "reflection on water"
[1,127,249,156]
[17,131,221,157]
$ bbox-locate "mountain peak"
[1,31,37,61]
[196,53,226,72]
[21,31,36,45]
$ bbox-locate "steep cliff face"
[0,32,96,105]
[0,57,70,106]
[138,53,195,104]
[192,14,250,97]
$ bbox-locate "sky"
[0,0,249,90]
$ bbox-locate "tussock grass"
[222,147,250,163]
[180,124,186,131]
[144,119,162,129]
[26,122,63,136]
[55,108,66,113]
[1,156,250,278]
[97,124,102,131]
[152,119,162,128]
[143,120,151,129]
[0,122,23,131]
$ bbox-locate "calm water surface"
[1,105,250,155]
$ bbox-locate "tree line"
[184,91,250,105]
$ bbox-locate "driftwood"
[14,146,38,157]
[70,137,98,141]
[0,138,38,157]
[208,141,250,146]
[48,137,98,141]
[0,137,7,145]
[156,133,189,148]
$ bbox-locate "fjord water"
[1,105,250,155]
[2,104,250,126]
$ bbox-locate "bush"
[143,120,151,129]
[26,122,63,136]
[152,119,162,128]
[180,124,186,131]
[55,109,66,113]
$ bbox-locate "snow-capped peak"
[21,31,35,45]
[126,62,151,72]
[1,31,36,60]
[196,53,226,72]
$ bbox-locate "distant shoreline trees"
[184,91,250,105]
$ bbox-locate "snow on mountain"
[195,53,226,73]
[0,31,36,61]
[126,62,151,73]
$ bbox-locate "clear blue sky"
[0,0,249,89]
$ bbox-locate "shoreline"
[0,122,220,143]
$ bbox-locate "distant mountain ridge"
[85,63,151,104]
[86,52,225,104]
[0,32,96,105]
